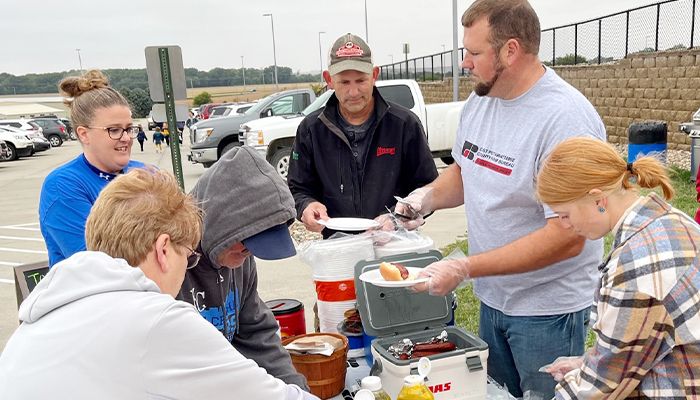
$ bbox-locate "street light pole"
[318,31,326,83]
[389,54,394,64]
[452,0,459,101]
[75,48,83,72]
[364,0,369,42]
[240,56,246,90]
[262,13,279,89]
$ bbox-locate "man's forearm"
[426,163,464,211]
[468,219,586,278]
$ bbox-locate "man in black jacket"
[288,33,438,238]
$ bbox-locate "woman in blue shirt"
[39,69,146,266]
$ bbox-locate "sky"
[2,0,662,76]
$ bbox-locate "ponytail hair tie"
[627,162,634,173]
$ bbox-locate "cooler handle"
[466,355,483,372]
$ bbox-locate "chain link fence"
[379,0,700,80]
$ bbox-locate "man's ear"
[372,66,380,81]
[154,233,172,273]
[323,71,334,89]
[501,38,520,66]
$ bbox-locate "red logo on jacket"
[376,146,396,157]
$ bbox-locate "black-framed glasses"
[184,246,202,269]
[86,126,137,140]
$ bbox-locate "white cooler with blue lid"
[354,250,489,400]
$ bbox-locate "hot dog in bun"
[379,261,410,281]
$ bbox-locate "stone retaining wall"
[417,49,700,150]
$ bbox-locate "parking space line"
[0,279,14,285]
[0,247,47,254]
[0,261,21,267]
[0,236,44,242]
[7,223,39,227]
[0,227,41,232]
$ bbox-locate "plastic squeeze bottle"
[396,375,434,400]
[361,376,392,400]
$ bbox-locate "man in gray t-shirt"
[402,1,606,398]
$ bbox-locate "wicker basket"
[283,333,349,399]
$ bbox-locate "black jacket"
[288,88,438,237]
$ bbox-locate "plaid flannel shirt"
[555,193,700,399]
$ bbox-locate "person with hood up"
[178,145,308,389]
[0,168,317,400]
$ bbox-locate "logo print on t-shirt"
[461,140,515,176]
[462,141,478,160]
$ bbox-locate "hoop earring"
[598,207,606,213]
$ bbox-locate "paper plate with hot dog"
[359,262,429,287]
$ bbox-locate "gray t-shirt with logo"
[451,66,606,316]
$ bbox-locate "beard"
[473,58,505,97]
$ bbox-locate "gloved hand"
[539,356,584,382]
[395,187,434,231]
[412,258,470,296]
[373,213,396,231]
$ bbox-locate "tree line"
[0,66,321,118]
[0,66,321,96]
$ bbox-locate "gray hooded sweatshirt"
[177,146,307,389]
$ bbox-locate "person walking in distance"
[136,125,147,152]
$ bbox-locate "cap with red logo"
[328,33,373,75]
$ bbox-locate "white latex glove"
[412,258,470,296]
[372,213,395,231]
[301,201,329,233]
[395,187,433,231]
[539,356,584,382]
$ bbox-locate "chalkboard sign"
[14,261,50,308]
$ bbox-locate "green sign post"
[145,45,187,191]
[158,47,185,190]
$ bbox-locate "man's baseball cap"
[328,33,373,75]
[241,223,296,260]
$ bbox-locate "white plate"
[317,217,380,231]
[359,266,429,287]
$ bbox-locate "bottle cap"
[354,389,375,400]
[417,356,432,379]
[361,376,382,391]
[404,374,424,385]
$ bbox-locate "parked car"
[34,115,74,138]
[0,140,9,160]
[239,79,465,179]
[147,112,185,131]
[0,128,34,161]
[0,119,43,138]
[0,125,50,152]
[209,103,256,119]
[198,103,223,120]
[59,118,76,140]
[28,118,70,147]
[189,88,315,168]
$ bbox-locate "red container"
[265,299,306,339]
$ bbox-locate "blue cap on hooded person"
[242,223,297,260]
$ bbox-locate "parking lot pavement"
[0,130,466,350]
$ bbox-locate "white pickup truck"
[239,79,465,179]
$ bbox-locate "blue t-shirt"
[39,154,146,267]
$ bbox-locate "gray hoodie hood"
[191,146,296,268]
[19,251,159,323]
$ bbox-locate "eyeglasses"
[184,246,202,269]
[86,126,137,140]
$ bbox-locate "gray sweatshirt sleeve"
[144,302,314,399]
[233,259,310,390]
